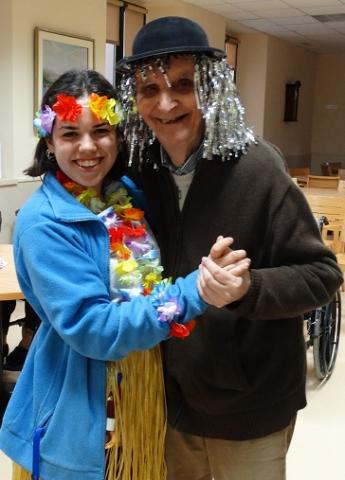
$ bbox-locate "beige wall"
[263,36,316,168]
[236,34,268,136]
[0,0,107,181]
[0,0,14,179]
[311,54,345,173]
[0,0,108,241]
[0,179,41,243]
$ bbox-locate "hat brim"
[117,45,225,72]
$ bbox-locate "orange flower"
[89,93,107,120]
[112,242,131,260]
[121,208,144,221]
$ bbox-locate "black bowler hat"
[117,16,225,70]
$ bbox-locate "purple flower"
[40,105,56,134]
[156,299,182,323]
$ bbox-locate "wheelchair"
[304,215,342,380]
[305,289,342,380]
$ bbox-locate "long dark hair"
[26,70,126,183]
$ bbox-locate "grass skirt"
[12,462,31,480]
[105,346,166,480]
[13,346,166,480]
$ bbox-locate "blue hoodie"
[0,173,207,480]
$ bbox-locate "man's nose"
[158,90,178,111]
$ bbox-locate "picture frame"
[34,28,95,112]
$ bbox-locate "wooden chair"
[307,175,340,189]
[288,167,310,187]
[321,162,342,176]
[304,194,345,254]
[288,167,310,177]
[321,163,332,176]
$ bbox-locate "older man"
[117,16,342,480]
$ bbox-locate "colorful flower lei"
[56,170,195,339]
[33,93,123,138]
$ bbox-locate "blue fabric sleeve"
[15,222,207,361]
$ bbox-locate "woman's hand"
[197,236,251,308]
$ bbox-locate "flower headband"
[33,93,123,138]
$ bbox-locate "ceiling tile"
[300,4,345,14]
[178,0,345,53]
[272,15,320,24]
[284,0,343,6]
[250,7,306,17]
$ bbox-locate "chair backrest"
[288,167,310,177]
[321,163,332,176]
[307,175,340,189]
[303,194,345,253]
[338,169,345,180]
[321,162,342,176]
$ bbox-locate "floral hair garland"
[56,170,195,339]
[33,93,123,138]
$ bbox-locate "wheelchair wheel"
[312,290,342,380]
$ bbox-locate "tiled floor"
[1,300,344,479]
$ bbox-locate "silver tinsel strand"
[118,55,255,166]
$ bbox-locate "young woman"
[0,70,249,480]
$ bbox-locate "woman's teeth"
[76,160,99,168]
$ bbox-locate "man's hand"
[197,236,251,308]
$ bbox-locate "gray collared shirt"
[160,142,204,175]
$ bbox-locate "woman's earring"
[46,150,56,161]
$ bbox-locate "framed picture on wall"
[34,28,95,112]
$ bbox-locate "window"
[225,36,238,82]
[122,4,146,57]
[106,1,146,85]
[106,1,121,85]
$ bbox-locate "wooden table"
[0,244,23,301]
[302,187,345,198]
[0,245,23,401]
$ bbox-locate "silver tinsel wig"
[119,54,256,166]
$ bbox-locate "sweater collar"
[42,172,101,222]
[159,142,204,176]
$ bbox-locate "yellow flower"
[143,272,162,290]
[115,259,138,275]
[89,94,123,126]
[101,98,123,126]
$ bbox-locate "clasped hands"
[197,236,251,308]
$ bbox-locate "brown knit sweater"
[129,138,343,440]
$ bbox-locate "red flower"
[53,94,82,122]
[56,170,71,184]
[109,227,125,244]
[121,224,146,238]
[170,319,196,339]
